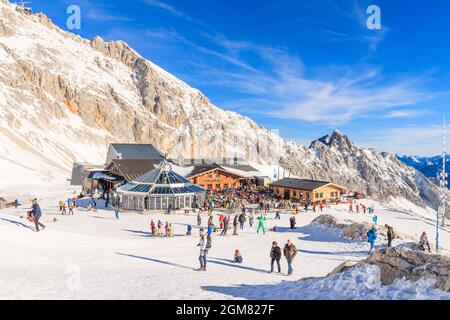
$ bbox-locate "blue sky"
[30,0,450,156]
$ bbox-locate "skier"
[362,204,367,214]
[232,249,243,263]
[197,228,208,271]
[419,231,431,252]
[319,202,324,212]
[283,240,297,276]
[32,198,45,232]
[14,199,19,209]
[367,226,377,254]
[349,203,353,213]
[197,212,202,226]
[289,215,296,229]
[356,204,360,213]
[256,214,266,234]
[385,224,394,248]
[270,241,282,273]
[168,223,174,237]
[186,224,192,236]
[312,202,316,213]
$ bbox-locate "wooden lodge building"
[270,178,346,202]
[71,144,269,194]
[186,163,268,191]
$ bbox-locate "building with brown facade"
[270,178,346,202]
[186,164,266,190]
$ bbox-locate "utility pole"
[437,115,448,252]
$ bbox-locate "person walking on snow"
[270,241,282,273]
[68,202,74,215]
[367,226,377,255]
[385,224,394,248]
[319,202,324,212]
[115,205,120,220]
[32,198,45,232]
[256,214,266,234]
[249,212,254,228]
[197,228,208,271]
[238,212,246,230]
[283,240,297,276]
[233,215,239,235]
[275,211,281,220]
[372,214,378,225]
[197,212,202,226]
[220,215,229,236]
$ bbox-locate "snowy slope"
[0,0,442,213]
[0,188,449,299]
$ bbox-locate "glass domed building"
[116,160,206,211]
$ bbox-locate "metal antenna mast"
[16,1,32,15]
[437,115,448,252]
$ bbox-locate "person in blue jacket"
[367,226,377,255]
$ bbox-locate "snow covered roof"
[110,144,165,160]
[117,160,205,196]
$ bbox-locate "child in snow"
[151,220,157,236]
[157,220,163,237]
[168,224,174,237]
[232,249,243,263]
[165,222,170,237]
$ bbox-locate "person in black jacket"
[32,198,45,232]
[270,241,282,273]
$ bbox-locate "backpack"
[206,235,212,249]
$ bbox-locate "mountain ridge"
[0,0,442,211]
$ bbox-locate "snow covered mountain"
[397,155,450,188]
[0,0,441,211]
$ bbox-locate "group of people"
[150,220,174,237]
[349,202,375,214]
[58,197,76,215]
[197,226,297,275]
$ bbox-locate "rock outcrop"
[356,247,450,292]
[311,214,414,241]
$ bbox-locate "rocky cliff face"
[0,0,441,210]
